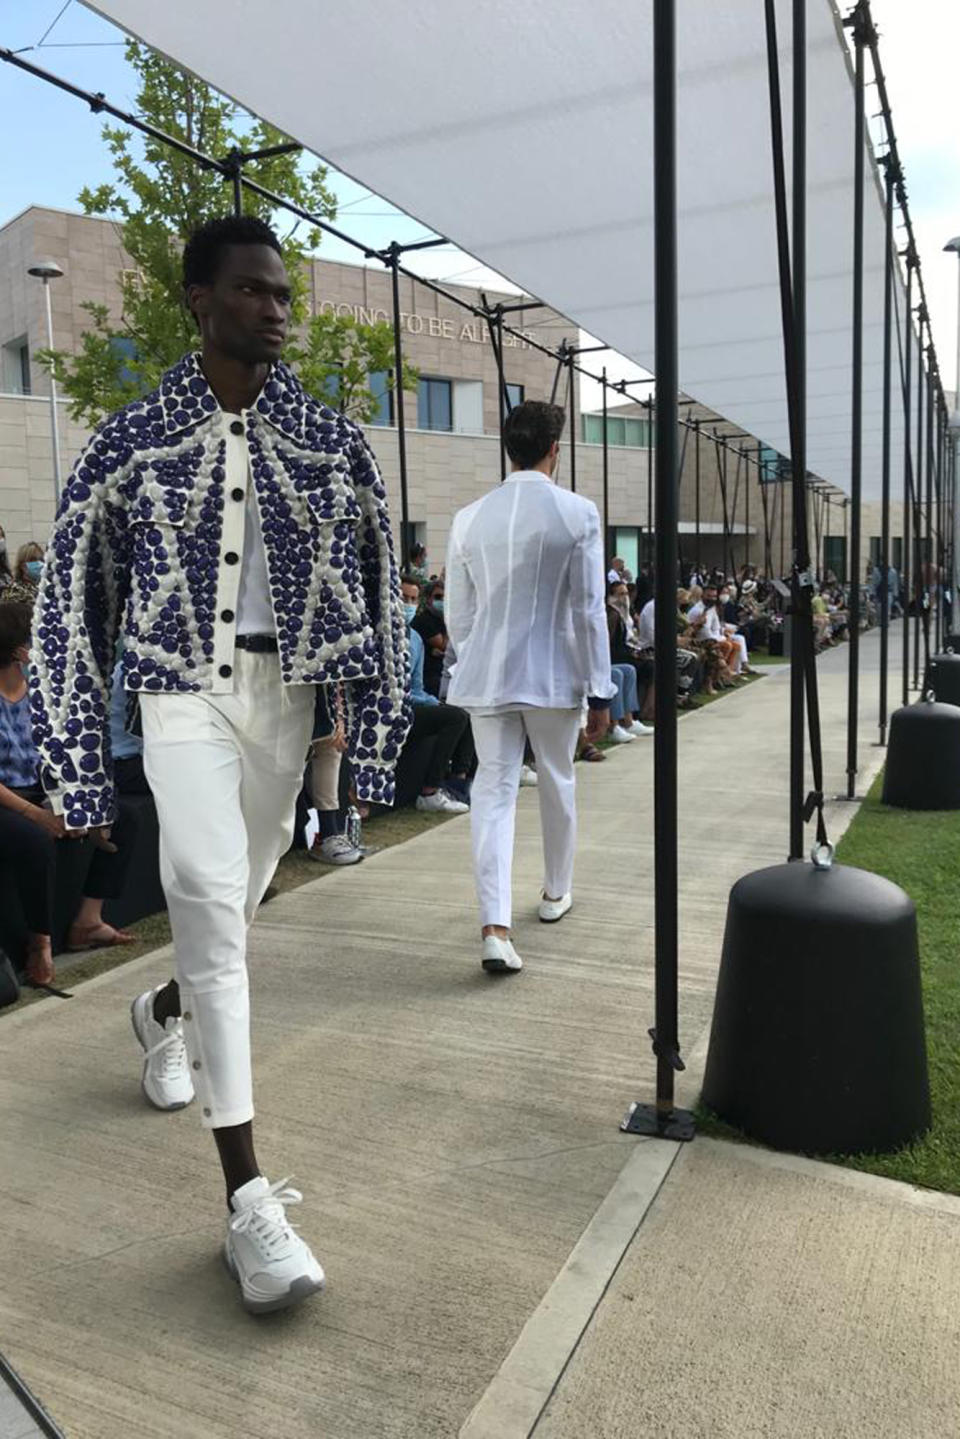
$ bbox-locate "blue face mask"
[25,560,43,581]
[432,599,444,617]
[403,603,417,625]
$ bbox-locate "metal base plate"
[620,1101,696,1141]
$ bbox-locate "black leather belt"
[235,633,278,653]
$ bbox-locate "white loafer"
[481,936,523,973]
[538,893,573,923]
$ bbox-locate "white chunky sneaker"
[416,790,469,814]
[519,765,539,787]
[627,720,654,736]
[130,987,194,1111]
[224,1176,325,1315]
[310,833,363,865]
[539,892,573,924]
[610,724,636,744]
[481,936,523,974]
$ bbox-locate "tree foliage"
[40,42,417,429]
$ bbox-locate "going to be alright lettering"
[315,300,535,349]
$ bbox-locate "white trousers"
[140,651,315,1129]
[469,708,581,929]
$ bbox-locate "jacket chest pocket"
[305,484,362,529]
[129,488,187,583]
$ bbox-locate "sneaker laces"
[144,1020,188,1081]
[229,1178,303,1258]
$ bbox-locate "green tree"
[296,310,419,424]
[39,41,342,427]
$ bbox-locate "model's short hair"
[503,400,566,469]
[182,215,283,292]
[0,601,31,665]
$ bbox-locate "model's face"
[188,244,292,365]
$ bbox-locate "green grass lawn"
[698,770,960,1196]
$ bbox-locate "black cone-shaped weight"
[943,633,960,653]
[928,653,960,706]
[702,861,929,1155]
[882,699,960,810]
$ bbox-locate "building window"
[417,377,452,431]
[502,382,524,416]
[612,526,642,579]
[823,536,847,583]
[2,337,30,395]
[368,370,393,426]
[581,413,651,447]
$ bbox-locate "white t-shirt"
[223,412,274,636]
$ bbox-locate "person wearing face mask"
[398,574,473,812]
[0,525,12,593]
[411,577,448,698]
[606,581,655,724]
[2,542,44,612]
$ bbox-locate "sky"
[2,0,958,412]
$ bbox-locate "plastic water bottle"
[345,805,362,850]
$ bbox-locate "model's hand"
[585,707,610,745]
[27,806,69,840]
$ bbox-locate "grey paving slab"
[0,633,900,1438]
[532,1138,960,1439]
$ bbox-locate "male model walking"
[31,216,409,1312]
[445,401,613,973]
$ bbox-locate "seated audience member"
[409,542,431,586]
[402,575,472,813]
[607,581,655,721]
[608,663,653,741]
[2,541,44,611]
[0,604,136,985]
[686,584,739,692]
[0,523,12,594]
[109,659,150,795]
[607,556,629,585]
[717,583,755,675]
[307,686,362,865]
[412,576,448,699]
[811,587,834,648]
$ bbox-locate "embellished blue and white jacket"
[30,353,411,829]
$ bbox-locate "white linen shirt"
[445,469,616,711]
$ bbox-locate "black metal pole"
[914,310,925,689]
[646,398,654,567]
[789,0,807,859]
[568,349,577,493]
[695,419,701,574]
[745,450,751,573]
[935,397,944,652]
[846,3,865,800]
[879,155,894,745]
[902,255,913,706]
[622,0,691,1143]
[925,350,934,669]
[602,366,610,558]
[389,244,411,568]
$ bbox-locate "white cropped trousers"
[469,707,581,929]
[140,651,315,1129]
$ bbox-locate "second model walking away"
[445,401,614,974]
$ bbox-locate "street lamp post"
[27,258,64,508]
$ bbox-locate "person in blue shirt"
[402,575,474,812]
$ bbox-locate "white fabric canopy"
[85,0,919,500]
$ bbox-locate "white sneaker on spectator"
[539,893,573,923]
[481,936,523,973]
[310,834,363,865]
[130,987,194,1111]
[627,720,654,736]
[610,725,635,744]
[519,765,539,787]
[416,791,469,814]
[224,1176,325,1315]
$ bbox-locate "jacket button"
[221,609,235,623]
[230,420,244,435]
[219,663,232,678]
[225,551,239,564]
[192,1060,201,1071]
[231,487,244,501]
